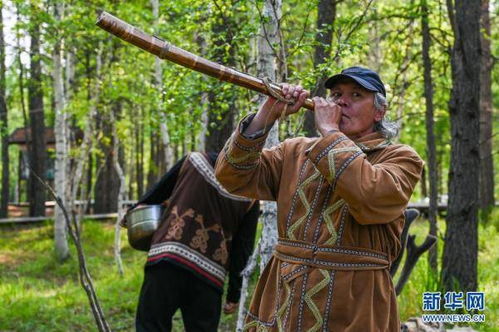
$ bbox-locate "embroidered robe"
[215,119,423,332]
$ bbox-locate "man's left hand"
[312,96,341,136]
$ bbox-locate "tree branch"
[332,0,374,61]
[390,208,420,277]
[395,233,437,295]
[29,167,111,332]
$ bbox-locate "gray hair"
[373,92,399,139]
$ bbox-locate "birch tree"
[70,43,102,223]
[151,0,174,170]
[112,113,125,276]
[195,33,209,152]
[236,0,282,329]
[255,0,282,271]
[52,2,70,261]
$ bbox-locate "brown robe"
[215,118,424,332]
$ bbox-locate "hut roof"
[8,128,56,145]
[8,127,83,146]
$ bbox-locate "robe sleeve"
[307,131,424,224]
[215,114,284,201]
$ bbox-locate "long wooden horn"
[96,11,315,110]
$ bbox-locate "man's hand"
[312,96,341,137]
[223,301,238,314]
[120,204,147,227]
[244,84,309,136]
[261,83,310,121]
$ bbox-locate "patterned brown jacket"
[215,116,424,331]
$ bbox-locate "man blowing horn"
[215,66,424,331]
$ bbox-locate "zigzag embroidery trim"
[224,138,261,164]
[189,152,251,202]
[304,269,331,332]
[326,146,362,182]
[322,199,345,245]
[276,278,292,331]
[287,168,322,239]
[149,242,226,281]
[322,270,336,332]
[335,150,363,181]
[245,312,275,329]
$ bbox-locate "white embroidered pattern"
[149,241,226,281]
[189,152,251,202]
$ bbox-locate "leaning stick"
[96,11,315,110]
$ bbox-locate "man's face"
[328,80,384,139]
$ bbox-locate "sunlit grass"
[0,220,145,332]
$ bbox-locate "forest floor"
[0,211,497,331]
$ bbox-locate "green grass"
[0,214,497,331]
[0,221,144,332]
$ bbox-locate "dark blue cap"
[324,66,386,97]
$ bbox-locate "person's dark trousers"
[136,261,222,332]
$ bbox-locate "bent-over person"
[133,152,259,332]
[215,67,424,331]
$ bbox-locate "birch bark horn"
[96,11,315,110]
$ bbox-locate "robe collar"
[353,132,391,152]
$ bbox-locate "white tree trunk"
[65,49,75,213]
[71,43,101,225]
[53,2,70,262]
[256,0,281,271]
[196,95,209,151]
[236,1,282,330]
[196,34,209,152]
[151,0,174,168]
[257,0,281,265]
[112,117,126,276]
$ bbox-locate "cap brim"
[324,74,379,93]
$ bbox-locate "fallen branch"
[31,169,111,332]
[390,208,420,277]
[396,233,437,295]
